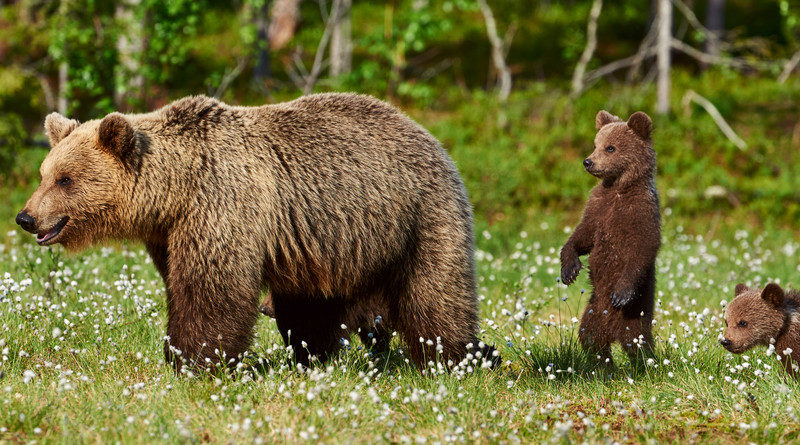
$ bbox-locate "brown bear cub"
[560,110,661,365]
[722,283,800,377]
[17,93,496,371]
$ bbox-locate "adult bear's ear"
[44,112,80,147]
[98,113,136,162]
[734,283,749,296]
[627,111,653,140]
[761,283,785,307]
[595,110,618,130]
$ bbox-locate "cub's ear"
[627,111,653,140]
[98,113,135,161]
[761,283,785,307]
[44,112,80,147]
[734,283,749,296]
[595,110,618,130]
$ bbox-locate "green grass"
[1,209,800,443]
[2,74,800,442]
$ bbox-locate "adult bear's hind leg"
[393,236,484,368]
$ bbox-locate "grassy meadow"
[1,74,800,443]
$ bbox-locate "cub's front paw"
[560,258,582,285]
[610,288,635,308]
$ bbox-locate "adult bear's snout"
[15,211,37,234]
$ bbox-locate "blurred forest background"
[2,0,800,236]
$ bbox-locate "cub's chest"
[591,194,638,246]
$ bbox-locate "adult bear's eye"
[57,176,72,187]
[737,320,748,327]
[605,145,616,153]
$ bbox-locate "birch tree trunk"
[268,0,300,50]
[477,0,512,102]
[330,0,352,76]
[57,61,68,115]
[656,0,672,115]
[704,0,725,59]
[253,1,271,85]
[571,0,602,97]
[114,0,143,109]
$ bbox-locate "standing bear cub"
[560,110,661,365]
[16,93,495,370]
[722,283,800,378]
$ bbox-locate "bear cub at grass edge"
[722,283,800,377]
[560,110,661,366]
[16,93,498,372]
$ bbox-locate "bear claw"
[560,259,582,285]
[610,289,634,308]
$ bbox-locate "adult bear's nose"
[583,158,593,169]
[15,211,36,234]
[719,338,732,348]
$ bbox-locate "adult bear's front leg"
[162,229,263,372]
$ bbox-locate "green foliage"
[781,0,800,47]
[49,0,118,117]
[137,0,203,84]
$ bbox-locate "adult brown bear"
[16,93,495,371]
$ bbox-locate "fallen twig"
[778,50,800,84]
[682,89,747,150]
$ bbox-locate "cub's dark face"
[721,283,786,354]
[16,112,135,250]
[583,111,655,185]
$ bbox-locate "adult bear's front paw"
[610,288,635,308]
[560,257,582,285]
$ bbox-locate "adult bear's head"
[16,112,138,250]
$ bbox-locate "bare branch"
[779,50,800,84]
[586,47,658,84]
[303,0,343,94]
[477,0,512,102]
[682,89,747,150]
[571,0,603,97]
[626,22,657,82]
[213,57,249,99]
[671,0,713,37]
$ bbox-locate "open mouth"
[37,216,69,245]
[585,167,604,177]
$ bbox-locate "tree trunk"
[704,0,724,58]
[57,61,68,114]
[477,0,512,102]
[656,0,671,115]
[253,1,271,85]
[269,0,299,50]
[114,0,143,110]
[571,0,602,97]
[330,0,352,76]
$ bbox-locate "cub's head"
[583,111,654,186]
[721,283,787,354]
[16,112,137,250]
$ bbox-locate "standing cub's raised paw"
[560,257,582,285]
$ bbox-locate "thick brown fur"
[20,93,492,371]
[560,110,661,365]
[722,283,800,377]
